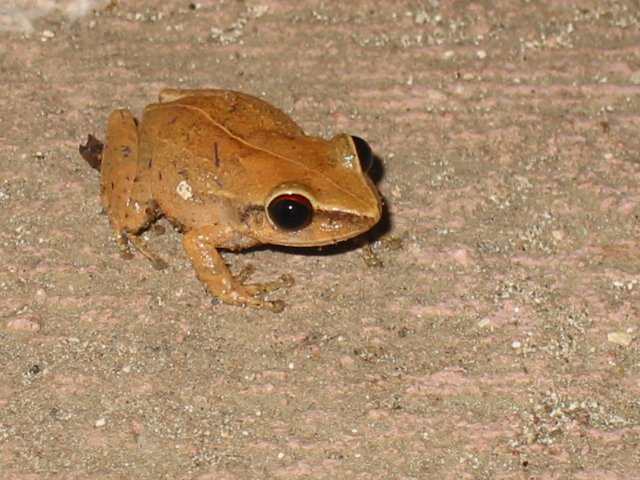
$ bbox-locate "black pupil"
[268,194,313,230]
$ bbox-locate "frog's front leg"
[182,227,293,312]
[101,109,166,269]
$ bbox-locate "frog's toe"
[265,299,285,313]
[235,264,257,284]
[243,274,295,295]
[126,233,168,270]
[279,274,295,288]
[115,233,134,260]
[214,291,285,313]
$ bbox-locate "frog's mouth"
[307,209,381,245]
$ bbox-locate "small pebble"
[477,318,492,328]
[607,332,633,347]
[414,11,429,25]
[6,317,41,332]
[629,69,640,85]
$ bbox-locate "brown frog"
[80,89,382,312]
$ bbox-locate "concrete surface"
[1,1,639,478]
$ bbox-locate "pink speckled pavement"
[1,1,639,478]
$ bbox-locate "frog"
[80,89,382,312]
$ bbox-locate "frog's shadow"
[241,152,391,259]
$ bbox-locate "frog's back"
[151,89,304,142]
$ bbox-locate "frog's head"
[243,134,382,247]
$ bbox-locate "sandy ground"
[1,1,640,478]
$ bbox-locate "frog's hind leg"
[101,109,166,269]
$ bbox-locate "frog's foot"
[236,265,295,295]
[115,232,134,260]
[221,269,289,313]
[183,230,291,312]
[117,231,168,270]
[223,265,291,313]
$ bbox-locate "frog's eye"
[351,136,373,173]
[267,194,313,230]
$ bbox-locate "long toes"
[235,264,256,284]
[217,294,286,313]
[244,274,295,295]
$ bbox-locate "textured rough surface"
[1,1,640,478]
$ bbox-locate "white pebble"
[477,318,491,328]
[607,332,633,347]
[629,70,640,85]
